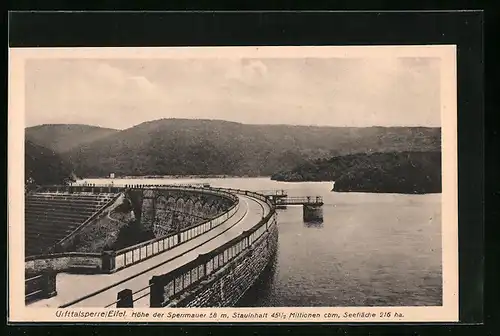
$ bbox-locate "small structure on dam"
[275,196,324,222]
[303,203,324,222]
[258,190,288,207]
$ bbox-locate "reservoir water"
[82,177,442,307]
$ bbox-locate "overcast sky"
[25,57,441,129]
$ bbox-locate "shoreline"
[332,190,442,195]
[80,175,273,180]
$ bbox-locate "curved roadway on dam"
[29,192,270,308]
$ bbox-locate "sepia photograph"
[9,46,458,322]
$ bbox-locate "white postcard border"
[8,45,458,323]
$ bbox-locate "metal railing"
[256,189,287,196]
[39,185,124,194]
[144,188,276,308]
[110,203,240,273]
[275,196,324,205]
[107,185,239,272]
[103,188,277,308]
[25,271,57,303]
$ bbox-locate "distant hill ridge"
[25,140,74,188]
[26,124,119,153]
[26,119,441,178]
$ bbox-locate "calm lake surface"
[82,177,442,307]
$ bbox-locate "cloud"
[129,76,157,91]
[225,59,268,83]
[25,57,441,129]
[94,62,127,86]
[25,60,172,127]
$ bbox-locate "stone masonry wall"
[25,255,103,276]
[168,220,279,308]
[138,189,235,236]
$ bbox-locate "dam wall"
[25,252,103,276]
[132,187,235,236]
[25,185,239,277]
[148,190,278,308]
[180,218,278,307]
[108,200,239,273]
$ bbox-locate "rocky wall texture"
[137,189,235,237]
[67,194,130,252]
[25,255,103,276]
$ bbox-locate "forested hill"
[58,119,440,178]
[272,151,442,194]
[333,151,442,194]
[26,124,118,153]
[25,140,74,188]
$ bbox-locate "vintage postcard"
[8,45,458,323]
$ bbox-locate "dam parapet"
[274,196,324,222]
[148,214,278,308]
[105,190,278,308]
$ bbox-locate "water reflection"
[303,220,324,228]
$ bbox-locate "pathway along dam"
[25,182,321,308]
